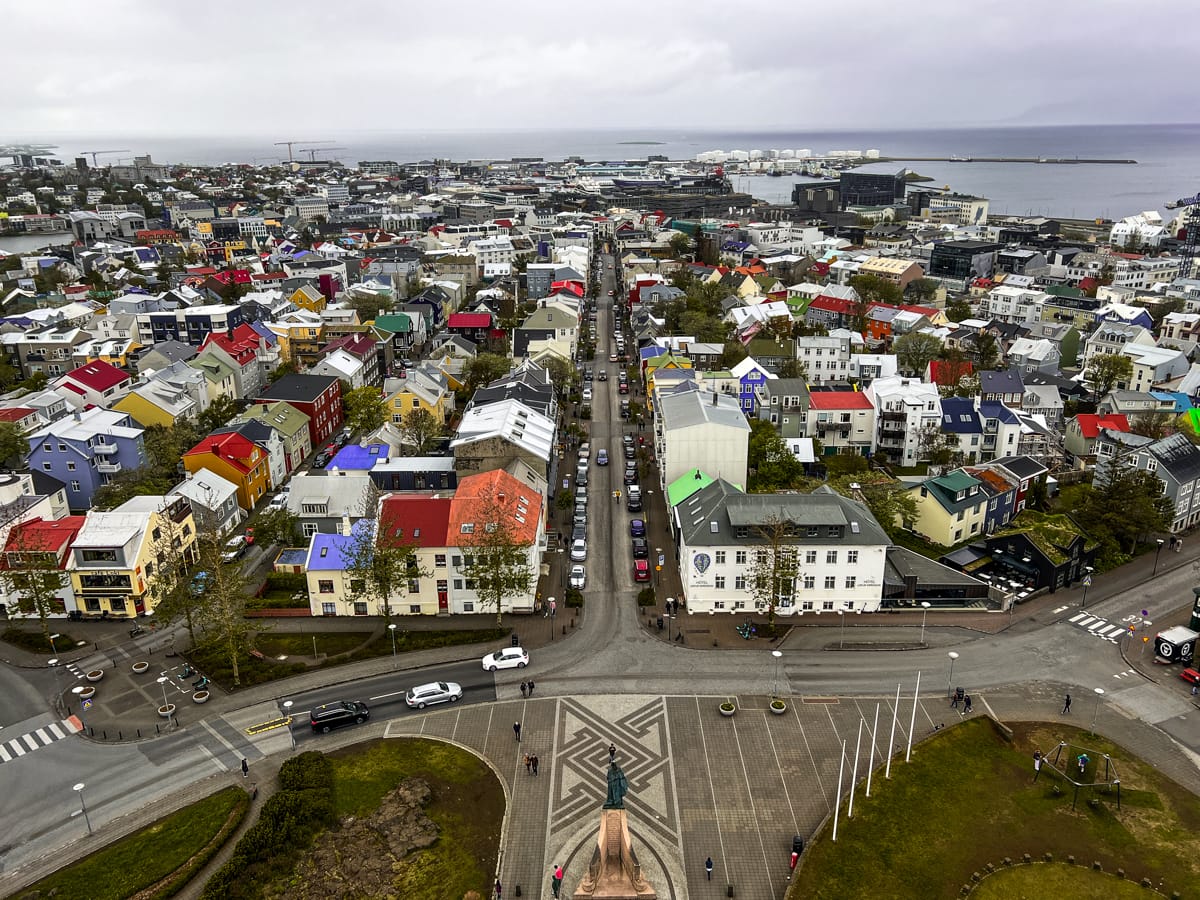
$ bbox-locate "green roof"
[667,469,715,507]
[992,511,1097,565]
[933,470,980,493]
[373,313,412,334]
[1044,285,1084,299]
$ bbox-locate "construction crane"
[1166,192,1200,279]
[79,149,130,166]
[298,147,347,163]
[274,139,333,162]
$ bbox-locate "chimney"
[211,443,220,456]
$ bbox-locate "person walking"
[494,877,502,899]
[608,743,617,763]
[524,753,532,776]
[950,690,960,709]
[527,680,536,696]
[532,754,540,776]
[1062,693,1072,714]
[963,694,973,714]
[520,681,528,699]
[551,864,564,898]
[241,758,249,778]
[705,857,714,881]
[1033,751,1043,782]
[513,721,522,742]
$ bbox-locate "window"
[435,554,446,568]
[321,602,336,616]
[715,576,726,589]
[80,549,118,563]
[452,555,463,568]
[66,461,76,471]
[463,601,474,612]
[42,443,51,452]
[824,576,836,589]
[412,398,420,408]
[318,580,335,594]
[848,550,859,564]
[58,444,67,452]
[465,578,476,590]
[303,523,318,537]
[353,602,368,616]
[453,578,463,590]
[70,480,80,492]
[735,550,747,565]
[845,576,856,589]
[802,600,813,611]
[803,575,815,589]
[408,578,420,593]
[822,600,834,611]
[715,551,726,565]
[735,575,746,590]
[42,462,51,471]
[805,550,817,564]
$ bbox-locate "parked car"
[633,559,651,582]
[619,383,629,395]
[313,452,330,468]
[571,538,588,561]
[626,492,642,512]
[578,442,590,459]
[624,444,636,459]
[622,434,634,446]
[310,700,370,734]
[576,468,589,487]
[575,486,588,506]
[630,519,646,537]
[572,523,587,542]
[338,426,353,443]
[631,537,648,559]
[620,402,630,419]
[221,535,249,563]
[597,449,609,466]
[569,564,587,589]
[482,646,529,671]
[267,490,289,510]
[582,388,593,402]
[405,681,463,709]
[624,468,639,485]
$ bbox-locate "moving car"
[598,371,608,381]
[310,700,370,733]
[609,353,619,362]
[597,449,609,466]
[630,519,646,538]
[221,535,249,563]
[482,646,529,671]
[571,538,588,561]
[405,681,463,709]
[634,559,651,582]
[582,388,593,402]
[569,564,587,589]
[267,490,289,510]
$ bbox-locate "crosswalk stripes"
[1067,612,1127,643]
[0,716,82,764]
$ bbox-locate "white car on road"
[569,564,587,589]
[405,681,463,709]
[482,647,529,671]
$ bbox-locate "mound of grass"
[3,627,80,655]
[790,718,1200,899]
[973,863,1154,900]
[15,786,247,900]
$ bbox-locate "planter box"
[158,704,176,718]
[78,686,96,700]
[719,704,736,718]
[131,661,150,675]
[770,702,787,715]
[192,691,210,704]
[85,670,104,682]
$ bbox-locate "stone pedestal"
[572,809,657,900]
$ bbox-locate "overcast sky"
[4,0,1192,138]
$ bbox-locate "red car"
[634,559,650,582]
[1180,668,1200,685]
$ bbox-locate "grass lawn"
[2,627,81,655]
[790,718,1200,900]
[254,630,373,658]
[972,864,1154,900]
[14,786,247,900]
[261,739,503,900]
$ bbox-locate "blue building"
[26,408,147,512]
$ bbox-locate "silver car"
[405,681,463,709]
[569,564,587,589]
[571,538,588,561]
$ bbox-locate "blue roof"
[640,346,667,361]
[249,321,277,344]
[940,397,982,434]
[979,402,1019,424]
[328,443,390,471]
[1150,390,1191,412]
[306,533,355,571]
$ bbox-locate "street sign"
[81,698,92,710]
[1082,574,1092,587]
[655,565,662,572]
[658,554,665,566]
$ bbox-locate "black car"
[624,445,636,459]
[310,700,370,733]
[313,452,330,468]
[572,523,587,542]
[631,537,649,559]
[624,469,638,485]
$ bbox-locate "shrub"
[636,587,656,607]
[564,587,584,608]
[262,571,306,594]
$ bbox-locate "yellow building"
[68,495,199,618]
[265,311,324,364]
[288,284,328,313]
[903,470,988,547]
[113,381,198,428]
[386,376,455,425]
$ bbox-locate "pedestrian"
[963,694,973,714]
[950,690,959,709]
[1033,751,1042,782]
[551,864,564,898]
[494,877,502,899]
[1077,753,1089,775]
[1192,683,1198,696]
[549,600,557,618]
[241,758,248,778]
[789,850,799,877]
[1062,693,1072,714]
[520,681,528,698]
[532,754,540,776]
[527,680,536,696]
[705,856,713,881]
[609,743,616,763]
[524,753,532,775]
[513,721,521,742]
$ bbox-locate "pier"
[876,155,1136,165]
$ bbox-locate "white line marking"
[198,720,240,757]
[48,723,65,740]
[0,744,11,762]
[1069,612,1087,622]
[22,734,38,751]
[9,739,26,756]
[368,689,408,701]
[35,728,52,745]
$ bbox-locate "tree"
[747,518,801,630]
[893,332,943,376]
[346,293,392,324]
[1066,463,1173,559]
[668,232,692,259]
[542,355,579,400]
[1130,410,1174,440]
[1086,353,1133,400]
[197,394,240,433]
[463,353,512,394]
[778,358,807,379]
[721,340,748,368]
[967,332,1000,372]
[343,514,422,620]
[398,407,443,456]
[944,297,972,323]
[748,420,805,492]
[143,420,201,471]
[252,507,301,548]
[143,498,205,649]
[905,278,940,303]
[0,524,70,642]
[342,385,386,436]
[848,274,903,306]
[458,490,535,627]
[194,525,253,686]
[0,421,27,467]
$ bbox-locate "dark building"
[928,240,1003,280]
[838,170,906,209]
[791,181,841,214]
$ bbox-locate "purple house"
[26,407,147,512]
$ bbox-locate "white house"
[864,376,941,466]
[169,468,243,535]
[655,388,751,492]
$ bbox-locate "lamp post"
[48,657,60,705]
[1153,538,1165,577]
[946,651,959,699]
[49,633,60,656]
[919,601,931,646]
[73,782,92,835]
[771,649,783,698]
[1091,687,1105,735]
[282,700,296,751]
[388,623,398,669]
[838,609,846,649]
[1080,566,1094,608]
[156,675,170,711]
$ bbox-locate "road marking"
[21,734,38,751]
[48,723,65,740]
[244,717,291,736]
[0,745,10,762]
[198,719,240,757]
[8,739,26,757]
[368,689,408,702]
[1053,605,1070,614]
[34,728,52,745]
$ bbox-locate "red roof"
[809,391,874,410]
[252,271,287,282]
[448,470,541,547]
[200,322,262,366]
[809,295,859,315]
[549,281,584,297]
[379,495,451,548]
[184,432,260,472]
[323,334,379,359]
[448,312,493,329]
[1,515,88,562]
[1075,413,1130,439]
[63,360,131,392]
[0,406,36,423]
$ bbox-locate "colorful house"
[183,431,272,511]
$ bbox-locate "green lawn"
[254,630,373,658]
[15,786,247,900]
[3,627,81,654]
[790,719,1200,900]
[972,864,1155,900]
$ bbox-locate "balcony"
[93,441,119,456]
[97,460,122,474]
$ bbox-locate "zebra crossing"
[0,716,83,764]
[1067,612,1130,643]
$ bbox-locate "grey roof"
[884,545,986,588]
[979,368,1024,395]
[1144,433,1200,485]
[989,455,1050,480]
[657,390,750,433]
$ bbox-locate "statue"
[604,761,628,809]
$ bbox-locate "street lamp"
[771,649,783,698]
[838,609,846,649]
[1080,566,1094,608]
[156,675,171,711]
[282,700,296,751]
[49,633,60,656]
[946,651,959,699]
[388,623,398,669]
[919,601,931,646]
[73,782,92,835]
[1153,539,1165,577]
[1091,687,1105,735]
